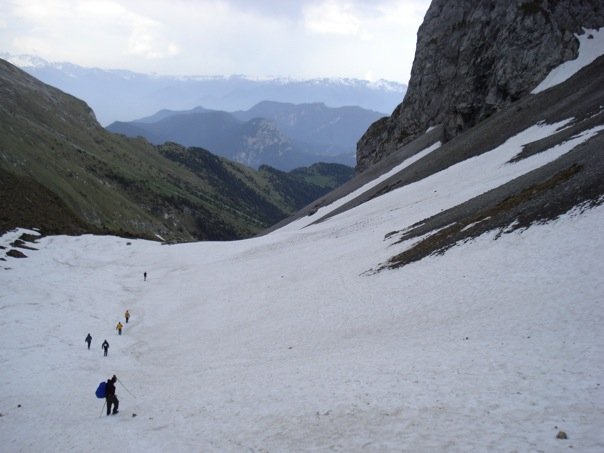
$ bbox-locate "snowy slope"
[1,32,604,453]
[532,28,604,94]
[1,126,603,452]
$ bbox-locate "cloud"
[6,0,181,62]
[302,0,428,37]
[2,0,431,82]
[79,1,181,60]
[303,1,362,36]
[125,13,180,59]
[212,0,306,20]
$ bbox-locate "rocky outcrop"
[357,0,604,172]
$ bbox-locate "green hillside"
[0,59,353,241]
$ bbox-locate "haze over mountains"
[4,53,394,170]
[107,102,383,170]
[2,53,405,126]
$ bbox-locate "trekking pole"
[99,401,106,418]
[116,378,137,399]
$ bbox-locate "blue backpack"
[95,381,107,398]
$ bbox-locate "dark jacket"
[102,341,109,350]
[106,380,116,396]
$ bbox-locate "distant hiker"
[102,339,109,356]
[144,272,147,281]
[105,375,119,416]
[116,322,123,335]
[85,333,92,349]
[125,310,130,324]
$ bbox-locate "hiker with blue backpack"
[96,375,120,416]
[96,375,136,417]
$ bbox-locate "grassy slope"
[0,59,353,241]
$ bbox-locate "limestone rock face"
[357,0,604,172]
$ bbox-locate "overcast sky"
[0,0,431,83]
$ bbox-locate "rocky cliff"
[357,0,604,172]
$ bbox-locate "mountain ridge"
[0,58,353,241]
[1,53,405,126]
[107,101,381,170]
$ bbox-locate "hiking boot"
[112,410,119,415]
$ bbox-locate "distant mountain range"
[0,58,354,241]
[107,101,384,170]
[1,53,406,126]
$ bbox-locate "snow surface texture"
[1,31,604,453]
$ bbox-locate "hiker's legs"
[106,395,119,415]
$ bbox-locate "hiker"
[105,375,119,416]
[85,333,92,349]
[125,310,130,324]
[102,339,109,356]
[144,271,147,281]
[116,322,123,335]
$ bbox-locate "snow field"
[1,201,603,451]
